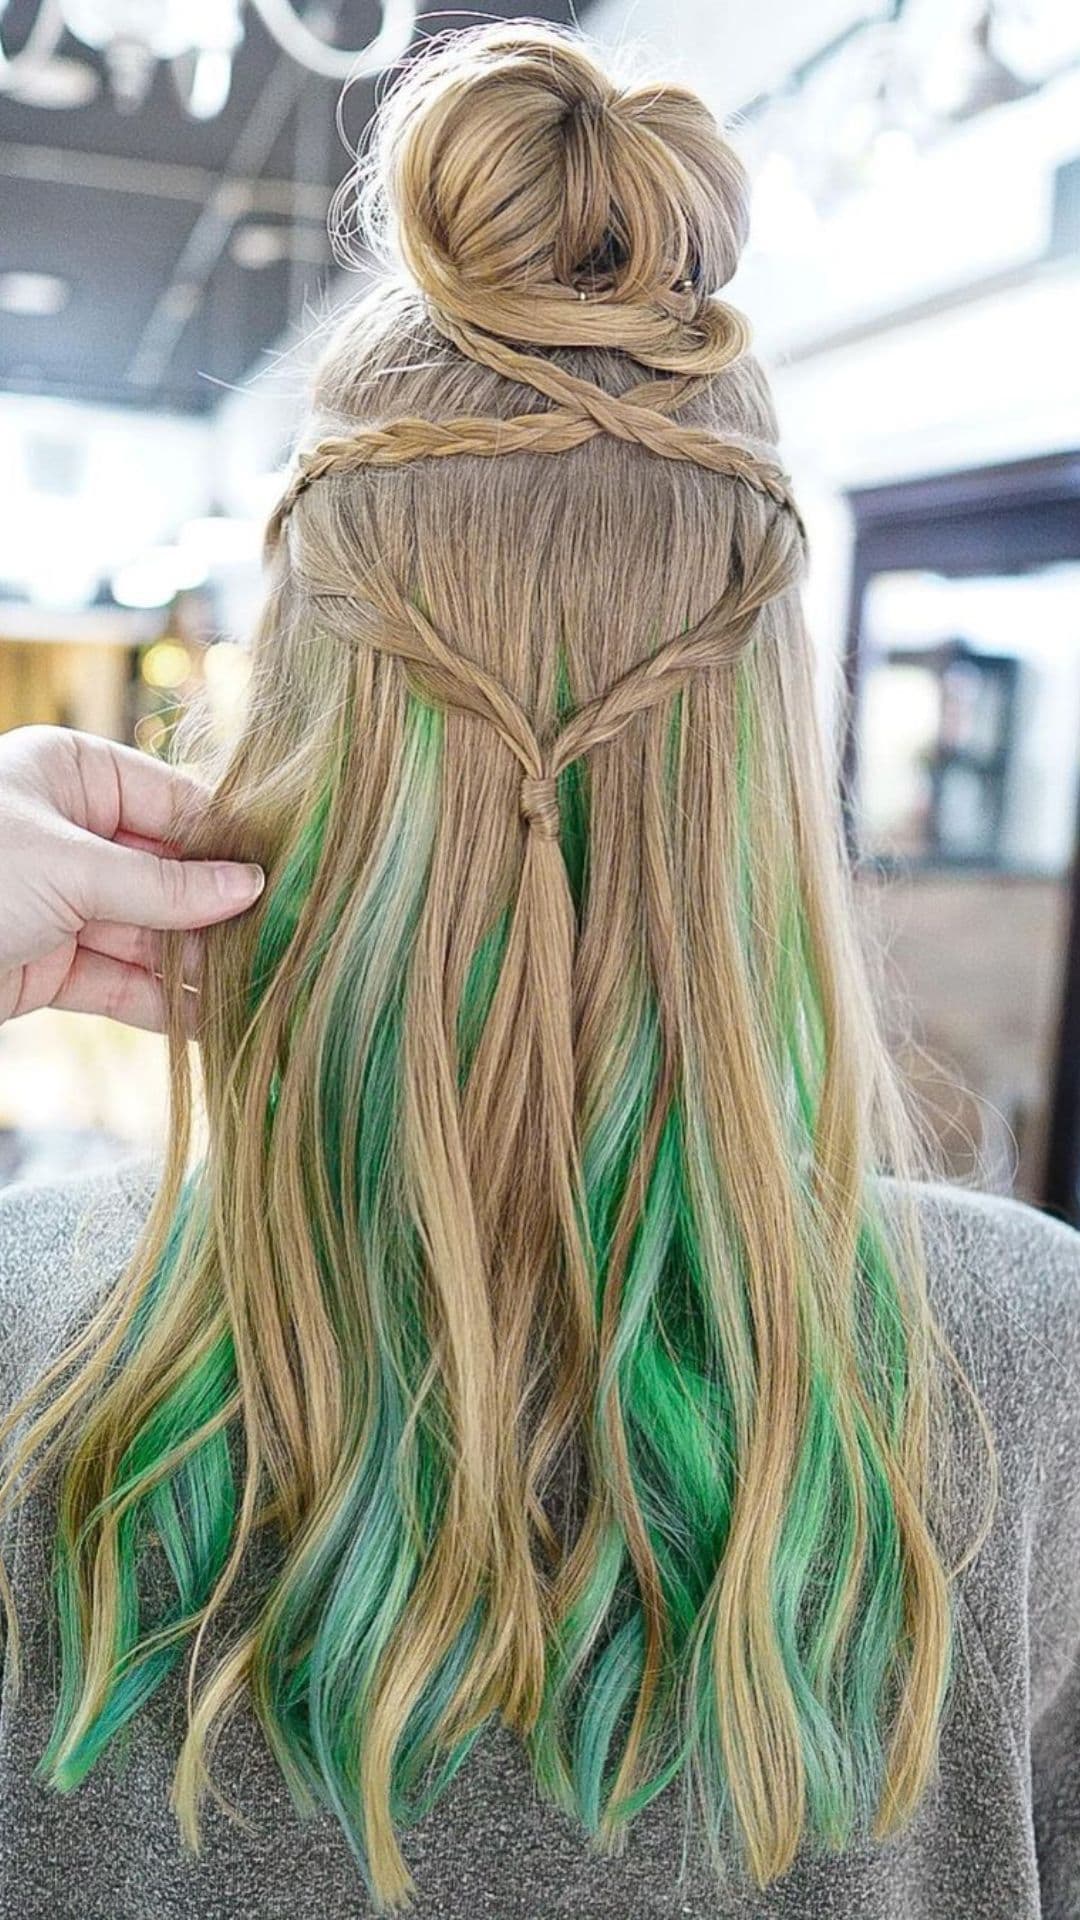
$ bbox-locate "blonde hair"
[0,21,996,1913]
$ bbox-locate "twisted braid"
[426,297,749,391]
[296,507,803,841]
[548,513,802,776]
[273,364,715,513]
[272,296,805,543]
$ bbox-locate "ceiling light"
[184,47,233,120]
[0,271,70,316]
[230,223,289,270]
[0,0,417,120]
[0,53,98,106]
[60,0,244,112]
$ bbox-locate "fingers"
[67,833,264,932]
[61,729,218,845]
[111,826,183,857]
[78,921,204,985]
[50,949,199,1036]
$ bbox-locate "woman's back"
[2,1160,1079,1919]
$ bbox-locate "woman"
[1,22,1078,1920]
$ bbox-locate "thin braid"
[270,298,807,543]
[306,569,546,788]
[274,366,707,516]
[394,250,746,370]
[549,513,803,778]
[294,505,803,839]
[280,390,796,518]
[425,304,747,436]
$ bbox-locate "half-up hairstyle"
[0,21,996,1914]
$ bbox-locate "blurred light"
[161,281,201,324]
[0,271,69,316]
[112,546,207,609]
[203,639,251,695]
[0,54,99,106]
[202,640,252,740]
[141,640,192,689]
[178,514,262,567]
[251,470,291,514]
[992,3,1080,83]
[919,15,1035,121]
[103,37,154,111]
[750,152,822,256]
[186,46,233,118]
[833,99,881,161]
[230,223,289,270]
[865,126,920,188]
[26,553,100,607]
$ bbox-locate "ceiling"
[0,0,590,416]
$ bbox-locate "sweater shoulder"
[0,1157,159,1418]
[891,1176,1080,1389]
[878,1175,1080,1510]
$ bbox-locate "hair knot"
[519,772,561,840]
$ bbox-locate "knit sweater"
[1,1160,1079,1920]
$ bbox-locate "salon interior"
[0,0,1078,1222]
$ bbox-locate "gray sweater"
[1,1160,1079,1920]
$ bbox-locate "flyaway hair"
[0,21,997,1915]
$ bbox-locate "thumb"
[68,833,265,931]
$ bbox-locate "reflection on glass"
[859,566,1080,874]
[853,563,1080,1203]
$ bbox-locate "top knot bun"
[351,22,751,367]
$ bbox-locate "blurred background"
[0,0,1078,1221]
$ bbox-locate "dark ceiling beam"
[125,51,316,391]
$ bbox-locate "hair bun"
[355,22,751,356]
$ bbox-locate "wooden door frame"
[840,450,1080,1224]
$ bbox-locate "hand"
[0,725,264,1032]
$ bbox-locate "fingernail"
[217,862,265,902]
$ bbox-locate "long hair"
[0,22,997,1913]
